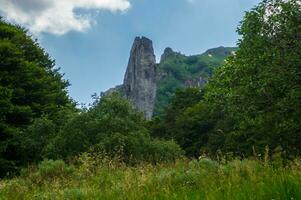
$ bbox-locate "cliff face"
[123,37,157,119]
[185,76,207,88]
[103,37,237,119]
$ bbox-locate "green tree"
[205,0,301,156]
[0,19,75,176]
[46,93,183,163]
[174,102,218,157]
[150,88,207,156]
[152,0,301,158]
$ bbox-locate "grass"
[1,154,301,200]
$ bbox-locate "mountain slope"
[154,46,237,116]
[103,37,237,118]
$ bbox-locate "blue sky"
[0,0,260,104]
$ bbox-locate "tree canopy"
[205,0,301,155]
[150,0,301,157]
[0,19,75,176]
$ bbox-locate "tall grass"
[1,154,301,200]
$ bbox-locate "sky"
[0,0,261,105]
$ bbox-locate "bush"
[20,118,56,162]
[43,93,184,164]
[145,139,184,164]
[25,160,75,183]
[91,134,183,165]
[198,158,218,170]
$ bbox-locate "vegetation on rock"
[154,47,237,116]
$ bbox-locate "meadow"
[1,153,301,200]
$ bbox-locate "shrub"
[44,93,184,165]
[145,139,184,164]
[25,159,75,183]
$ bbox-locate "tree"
[151,0,301,158]
[205,0,301,156]
[0,19,75,176]
[149,88,206,156]
[46,93,183,163]
[174,102,217,157]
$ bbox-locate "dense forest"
[0,0,300,199]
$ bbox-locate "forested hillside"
[154,46,237,116]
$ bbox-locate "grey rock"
[205,46,235,57]
[101,84,124,97]
[123,36,157,119]
[102,37,236,119]
[160,47,174,62]
[185,76,207,88]
[160,47,182,63]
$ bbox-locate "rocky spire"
[160,47,183,63]
[123,36,157,119]
[160,47,174,62]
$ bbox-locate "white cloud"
[0,0,131,35]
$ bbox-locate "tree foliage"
[0,19,75,176]
[1,0,300,178]
[46,93,183,163]
[205,0,301,155]
[151,0,301,158]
